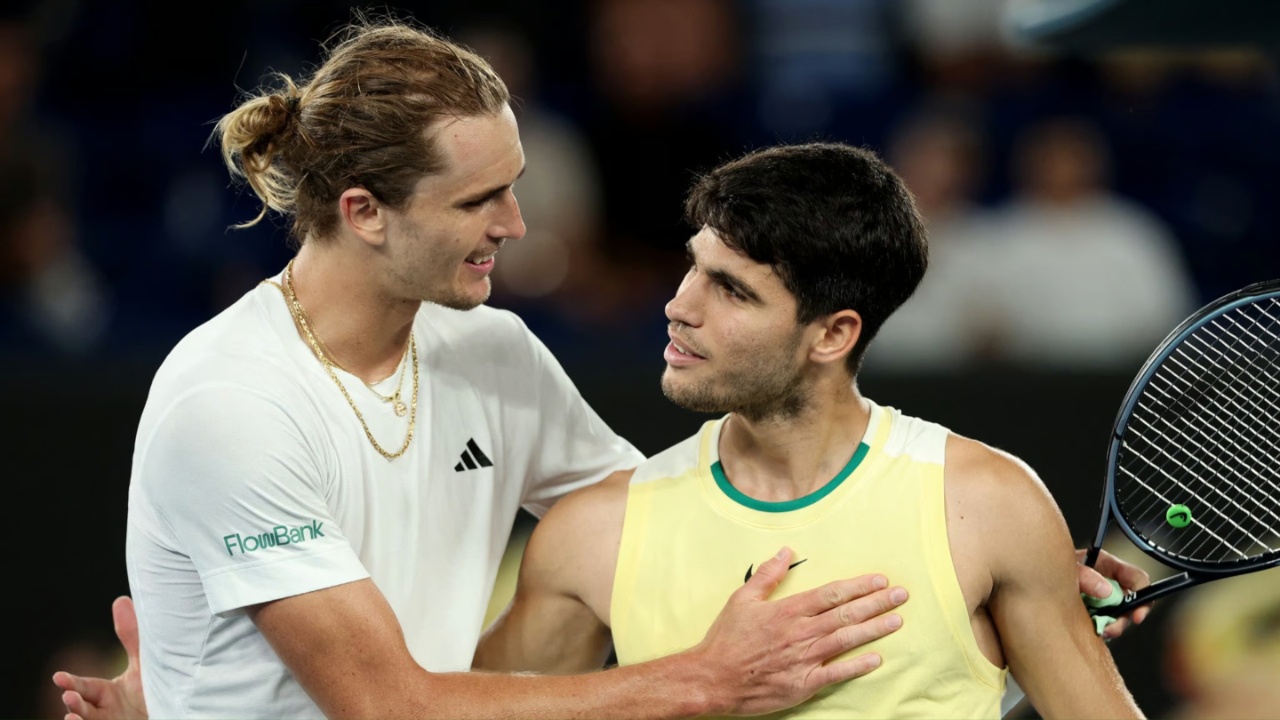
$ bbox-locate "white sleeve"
[134,384,369,616]
[513,321,645,517]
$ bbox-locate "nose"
[490,189,526,242]
[665,271,701,327]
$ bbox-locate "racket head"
[1101,278,1280,576]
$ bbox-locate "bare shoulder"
[944,433,1057,512]
[521,469,633,607]
[943,434,1074,576]
[538,468,633,538]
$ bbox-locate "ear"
[338,187,388,247]
[808,310,862,369]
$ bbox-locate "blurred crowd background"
[5,0,1280,717]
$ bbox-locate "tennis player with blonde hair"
[49,14,912,720]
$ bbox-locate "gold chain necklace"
[366,353,410,416]
[262,260,418,459]
[301,304,410,416]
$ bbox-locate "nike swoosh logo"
[744,558,807,583]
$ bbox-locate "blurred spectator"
[0,153,110,357]
[897,0,1016,101]
[978,116,1198,370]
[582,0,745,308]
[865,104,1001,372]
[896,0,1069,143]
[1095,50,1280,303]
[1163,568,1280,719]
[0,9,111,357]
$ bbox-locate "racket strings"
[1180,320,1280,488]
[1116,460,1252,559]
[1127,399,1278,561]
[1179,314,1280,497]
[1150,317,1280,550]
[1137,380,1280,505]
[1117,297,1280,564]
[1185,316,1280,448]
[1156,348,1280,512]
[1120,417,1269,558]
[1133,328,1280,525]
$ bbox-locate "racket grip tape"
[1081,578,1123,636]
[1082,578,1124,609]
[1093,615,1118,635]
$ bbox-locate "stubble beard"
[660,340,810,423]
[393,250,492,311]
[389,223,493,311]
[428,276,491,311]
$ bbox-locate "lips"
[667,331,706,359]
[670,339,703,359]
[465,240,506,265]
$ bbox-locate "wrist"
[663,645,731,717]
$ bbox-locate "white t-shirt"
[126,274,644,718]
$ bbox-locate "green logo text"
[223,520,325,556]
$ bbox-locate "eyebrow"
[457,164,527,205]
[686,239,763,303]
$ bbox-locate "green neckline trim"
[711,442,870,512]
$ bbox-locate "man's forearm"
[350,650,729,720]
[265,557,899,719]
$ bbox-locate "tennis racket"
[1083,278,1280,621]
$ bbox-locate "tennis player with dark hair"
[473,142,1147,718]
[53,14,1153,720]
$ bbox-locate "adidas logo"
[454,438,493,472]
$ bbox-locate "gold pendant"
[394,400,408,417]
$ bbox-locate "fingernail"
[890,587,908,603]
[868,654,882,667]
[873,575,888,589]
[886,614,902,629]
[776,547,790,560]
[1095,580,1113,598]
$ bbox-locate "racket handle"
[1085,571,1195,618]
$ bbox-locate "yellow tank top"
[611,402,1005,719]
